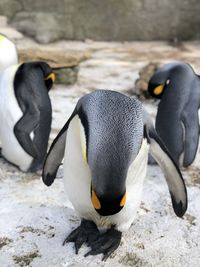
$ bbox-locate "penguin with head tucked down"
[42,90,187,260]
[148,61,200,167]
[0,61,55,172]
[0,33,18,71]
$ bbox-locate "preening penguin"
[148,61,200,167]
[0,61,55,172]
[0,34,18,71]
[42,90,187,260]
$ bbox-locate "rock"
[0,16,7,26]
[0,0,21,18]
[134,62,160,97]
[53,67,78,85]
[18,48,90,84]
[18,48,90,68]
[0,15,23,40]
[2,0,200,43]
[12,12,67,44]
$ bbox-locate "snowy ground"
[0,38,200,267]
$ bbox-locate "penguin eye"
[165,79,170,85]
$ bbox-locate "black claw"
[85,227,122,261]
[63,227,80,245]
[63,219,100,254]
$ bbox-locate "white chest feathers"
[0,65,33,171]
[63,115,149,232]
[0,36,18,71]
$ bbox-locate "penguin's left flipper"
[42,111,77,186]
[14,109,41,158]
[144,124,188,217]
[85,226,122,261]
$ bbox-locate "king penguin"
[42,90,187,260]
[148,61,200,167]
[0,61,55,172]
[0,33,18,71]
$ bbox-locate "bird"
[42,90,187,260]
[0,33,18,71]
[0,61,55,172]
[148,61,200,167]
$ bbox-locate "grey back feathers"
[78,90,143,196]
[43,90,143,187]
[80,92,142,168]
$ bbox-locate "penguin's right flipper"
[144,124,187,217]
[42,112,77,186]
[14,110,40,158]
[181,107,200,167]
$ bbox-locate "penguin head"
[0,34,18,71]
[40,62,56,91]
[36,61,56,91]
[148,69,170,99]
[17,61,56,91]
[148,61,194,99]
[78,91,143,216]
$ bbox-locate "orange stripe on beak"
[91,190,101,209]
[120,192,127,207]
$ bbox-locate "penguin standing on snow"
[0,33,18,70]
[148,61,200,167]
[0,61,55,172]
[42,90,187,260]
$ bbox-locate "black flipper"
[182,107,200,167]
[144,118,187,217]
[42,111,77,186]
[14,110,40,158]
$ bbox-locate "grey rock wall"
[1,0,200,43]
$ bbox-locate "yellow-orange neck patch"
[82,144,87,162]
[153,84,164,95]
[91,190,101,209]
[45,72,56,82]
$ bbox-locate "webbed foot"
[63,219,100,254]
[85,226,122,261]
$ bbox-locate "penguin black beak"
[91,189,127,216]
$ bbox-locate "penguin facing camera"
[0,33,18,71]
[0,61,55,172]
[42,90,187,260]
[148,61,200,167]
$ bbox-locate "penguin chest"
[64,116,149,231]
[63,115,94,218]
[105,139,149,232]
[0,66,33,171]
